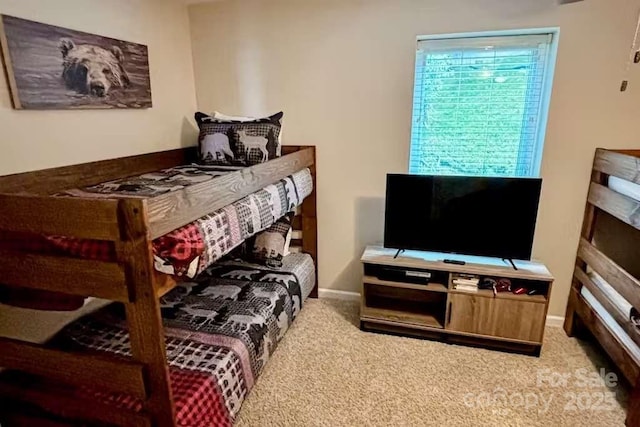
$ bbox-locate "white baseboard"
[318,288,360,301]
[319,288,566,327]
[545,315,565,328]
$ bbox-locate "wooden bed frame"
[0,145,318,427]
[563,148,640,426]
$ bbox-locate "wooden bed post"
[118,199,176,426]
[302,146,318,298]
[628,380,640,426]
[564,168,604,337]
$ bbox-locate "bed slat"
[0,250,129,302]
[0,195,121,240]
[577,238,640,310]
[594,149,640,184]
[574,268,640,349]
[0,337,147,398]
[572,289,640,384]
[0,147,195,195]
[146,147,314,239]
[0,382,151,427]
[587,183,640,231]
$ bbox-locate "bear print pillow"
[250,212,294,268]
[194,111,283,166]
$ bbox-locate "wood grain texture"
[0,16,21,109]
[361,247,552,353]
[301,146,318,298]
[594,148,640,184]
[118,199,175,426]
[0,194,121,240]
[588,182,640,230]
[572,288,640,384]
[447,293,546,343]
[563,281,582,337]
[564,148,640,424]
[363,275,448,292]
[573,267,640,349]
[362,282,447,328]
[361,317,542,351]
[361,307,443,329]
[580,169,604,246]
[446,294,545,343]
[361,246,554,282]
[154,271,178,298]
[448,288,547,304]
[0,337,146,398]
[0,147,196,195]
[0,250,128,301]
[361,319,444,340]
[577,238,640,310]
[147,147,314,239]
[0,382,151,427]
[614,150,640,157]
[628,380,640,427]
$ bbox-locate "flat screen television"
[384,174,542,260]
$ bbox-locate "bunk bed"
[0,145,318,426]
[563,148,640,427]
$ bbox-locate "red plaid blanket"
[79,367,231,427]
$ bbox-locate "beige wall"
[0,0,198,175]
[0,0,197,339]
[189,0,640,316]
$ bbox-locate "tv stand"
[393,248,405,259]
[360,246,554,356]
[503,258,518,271]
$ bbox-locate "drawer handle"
[447,302,452,325]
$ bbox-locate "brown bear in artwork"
[59,38,130,97]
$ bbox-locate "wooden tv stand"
[360,246,554,356]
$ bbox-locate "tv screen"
[384,175,542,260]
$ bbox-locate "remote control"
[443,259,466,265]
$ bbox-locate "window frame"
[409,28,560,178]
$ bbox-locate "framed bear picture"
[0,15,152,109]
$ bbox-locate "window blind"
[409,33,555,177]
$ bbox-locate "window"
[409,31,558,177]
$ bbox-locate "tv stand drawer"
[446,293,545,343]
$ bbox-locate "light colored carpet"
[236,298,629,427]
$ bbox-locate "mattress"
[609,176,640,202]
[581,272,640,363]
[213,252,316,301]
[585,271,633,317]
[28,253,315,426]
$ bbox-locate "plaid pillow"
[250,212,294,268]
[194,112,283,166]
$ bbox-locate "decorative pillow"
[213,111,284,152]
[282,227,293,257]
[194,111,283,166]
[250,212,294,267]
